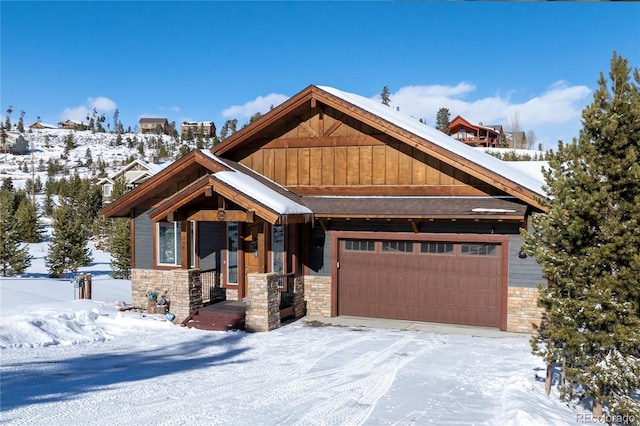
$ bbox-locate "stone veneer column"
[507,286,546,333]
[293,276,306,319]
[303,275,332,317]
[130,268,203,323]
[245,273,280,332]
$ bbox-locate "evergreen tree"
[15,196,40,243]
[46,198,92,277]
[110,218,131,279]
[524,52,640,418]
[0,189,31,276]
[435,107,451,135]
[5,106,12,130]
[380,85,391,106]
[17,110,25,133]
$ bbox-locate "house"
[506,131,528,150]
[1,133,29,154]
[58,119,88,130]
[139,118,170,134]
[98,157,170,204]
[180,121,216,139]
[101,85,547,333]
[449,115,504,148]
[29,122,57,130]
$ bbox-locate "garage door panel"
[339,238,502,328]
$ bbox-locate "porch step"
[182,302,246,331]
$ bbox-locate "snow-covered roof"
[107,159,171,180]
[318,86,546,198]
[214,171,313,215]
[181,121,214,126]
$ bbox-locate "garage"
[338,237,504,328]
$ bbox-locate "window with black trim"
[420,242,454,254]
[382,241,413,252]
[344,239,375,251]
[461,243,497,256]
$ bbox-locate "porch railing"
[275,272,295,293]
[200,268,218,305]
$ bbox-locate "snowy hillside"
[0,128,182,185]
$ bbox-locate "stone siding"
[245,273,280,332]
[131,268,204,323]
[507,286,545,333]
[293,276,306,319]
[303,275,332,317]
[225,288,239,301]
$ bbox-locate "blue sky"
[2,1,638,148]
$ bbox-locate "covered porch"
[131,168,313,331]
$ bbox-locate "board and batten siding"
[198,222,224,270]
[133,207,154,269]
[508,234,545,288]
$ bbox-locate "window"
[461,243,497,256]
[272,224,285,289]
[272,224,284,276]
[157,221,195,267]
[382,241,413,252]
[103,185,112,196]
[345,239,375,251]
[421,242,454,254]
[227,222,239,284]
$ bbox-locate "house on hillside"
[449,115,504,148]
[98,157,170,204]
[506,131,528,150]
[181,121,216,139]
[58,119,88,130]
[29,122,57,130]
[139,118,170,135]
[2,133,30,154]
[102,85,547,334]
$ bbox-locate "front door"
[243,222,262,295]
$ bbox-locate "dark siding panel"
[508,234,544,288]
[308,226,331,276]
[199,222,224,270]
[134,208,153,269]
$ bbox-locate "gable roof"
[139,117,168,124]
[100,149,312,224]
[213,85,546,210]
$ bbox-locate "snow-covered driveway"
[1,307,576,425]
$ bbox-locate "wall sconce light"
[518,246,528,259]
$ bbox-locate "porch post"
[245,272,280,332]
[180,220,190,269]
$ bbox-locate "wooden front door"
[242,222,263,295]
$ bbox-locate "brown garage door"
[338,239,502,327]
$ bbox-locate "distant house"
[139,118,170,135]
[505,131,527,150]
[98,157,171,204]
[2,133,29,154]
[180,121,216,139]
[449,116,504,148]
[29,122,57,130]
[58,119,88,130]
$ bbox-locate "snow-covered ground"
[0,246,583,425]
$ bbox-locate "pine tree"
[17,110,25,133]
[380,85,391,106]
[524,52,640,418]
[15,196,41,243]
[110,218,131,279]
[0,189,32,276]
[46,198,92,277]
[435,107,451,135]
